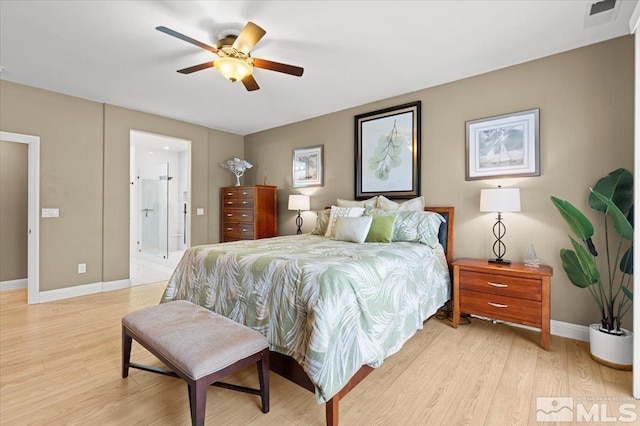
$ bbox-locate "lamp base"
[488,258,511,264]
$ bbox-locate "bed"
[161,206,454,425]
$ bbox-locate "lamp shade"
[480,188,521,213]
[288,194,310,211]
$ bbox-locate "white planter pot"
[589,324,633,370]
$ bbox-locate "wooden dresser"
[451,258,553,350]
[221,185,277,242]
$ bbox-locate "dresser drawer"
[222,223,254,239]
[222,188,255,199]
[222,209,253,223]
[223,198,254,208]
[459,270,541,301]
[460,290,542,328]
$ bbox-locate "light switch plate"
[42,208,59,218]
[78,263,86,274]
[196,208,204,216]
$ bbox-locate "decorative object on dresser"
[550,168,633,369]
[219,158,253,186]
[354,101,421,199]
[480,186,521,264]
[288,194,310,234]
[293,145,324,188]
[452,258,553,350]
[524,244,541,267]
[465,108,540,180]
[221,185,277,242]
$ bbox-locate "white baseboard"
[0,278,28,291]
[38,282,103,303]
[102,279,131,292]
[550,319,590,342]
[471,315,590,342]
[37,278,132,303]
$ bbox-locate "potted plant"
[550,168,633,369]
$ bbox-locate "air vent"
[590,0,616,16]
[583,0,620,29]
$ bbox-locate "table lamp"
[288,194,310,234]
[480,186,521,264]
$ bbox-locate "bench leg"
[257,348,270,413]
[189,379,207,426]
[122,326,132,378]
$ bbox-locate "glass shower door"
[138,163,169,259]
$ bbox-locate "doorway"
[129,130,189,286]
[0,131,40,304]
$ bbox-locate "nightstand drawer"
[222,209,254,223]
[460,290,542,328]
[460,270,541,301]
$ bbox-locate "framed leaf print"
[354,101,421,199]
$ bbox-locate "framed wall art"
[354,101,421,199]
[466,108,540,180]
[292,145,323,188]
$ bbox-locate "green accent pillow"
[311,209,331,235]
[365,214,397,243]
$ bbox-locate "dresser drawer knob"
[488,302,508,308]
[227,201,232,205]
[227,192,233,196]
[242,214,248,217]
[242,201,248,205]
[488,282,508,288]
[242,228,248,232]
[226,227,232,231]
[242,192,248,195]
[227,213,232,217]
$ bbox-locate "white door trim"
[1,131,40,304]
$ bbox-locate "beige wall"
[244,36,634,328]
[0,81,243,291]
[0,140,28,281]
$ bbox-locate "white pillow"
[376,195,425,212]
[332,216,373,243]
[324,206,365,237]
[336,196,378,209]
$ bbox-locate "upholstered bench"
[122,300,269,426]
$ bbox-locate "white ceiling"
[0,1,636,136]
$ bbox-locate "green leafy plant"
[368,119,404,181]
[550,168,633,335]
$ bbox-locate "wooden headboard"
[424,206,455,265]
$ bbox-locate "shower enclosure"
[137,163,170,259]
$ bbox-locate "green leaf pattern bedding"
[161,234,450,403]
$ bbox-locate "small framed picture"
[466,108,540,180]
[292,145,323,188]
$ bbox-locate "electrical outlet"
[78,263,86,274]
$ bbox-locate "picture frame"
[354,101,421,199]
[292,145,324,188]
[465,108,540,180]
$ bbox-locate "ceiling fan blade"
[156,26,218,54]
[177,62,214,74]
[242,75,260,91]
[232,21,266,54]
[252,58,304,77]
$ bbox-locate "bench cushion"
[122,300,268,380]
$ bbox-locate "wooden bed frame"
[268,206,455,425]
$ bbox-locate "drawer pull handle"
[242,214,248,217]
[242,201,248,205]
[488,302,508,308]
[488,282,508,288]
[242,228,247,232]
[242,192,248,195]
[227,192,233,196]
[227,201,232,205]
[227,213,232,217]
[226,227,232,231]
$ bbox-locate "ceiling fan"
[156,22,304,91]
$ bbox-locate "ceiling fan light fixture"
[214,57,253,82]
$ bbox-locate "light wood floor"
[0,284,634,425]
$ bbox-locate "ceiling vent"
[583,0,620,28]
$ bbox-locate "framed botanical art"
[354,101,421,199]
[466,108,540,180]
[292,145,324,188]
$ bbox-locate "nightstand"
[452,258,553,350]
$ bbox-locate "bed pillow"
[311,208,331,235]
[336,196,378,209]
[376,195,425,212]
[392,210,445,248]
[332,216,373,243]
[365,213,397,243]
[324,206,366,237]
